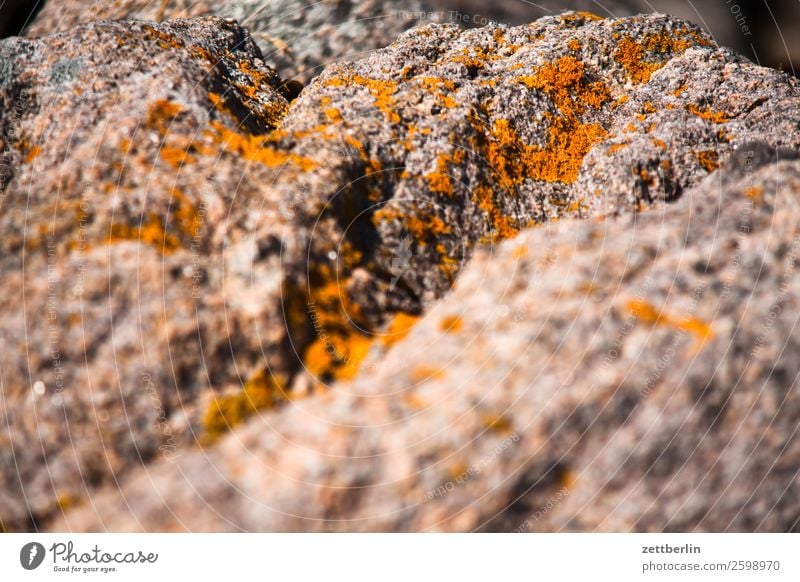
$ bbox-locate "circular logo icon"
[19,542,46,570]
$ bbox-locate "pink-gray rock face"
[23,1,800,81]
[53,151,800,532]
[0,16,294,530]
[24,0,431,83]
[2,10,800,533]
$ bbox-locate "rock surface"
[25,0,431,84]
[23,1,800,80]
[54,149,800,532]
[1,9,800,532]
[0,15,295,530]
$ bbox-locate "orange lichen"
[417,77,459,109]
[325,107,343,122]
[236,60,272,97]
[483,413,514,435]
[207,91,234,118]
[206,121,316,170]
[373,205,451,246]
[342,135,383,177]
[614,32,694,84]
[517,56,611,114]
[303,332,372,381]
[105,188,198,253]
[508,56,611,183]
[205,238,373,439]
[695,149,720,172]
[159,145,196,168]
[201,370,289,443]
[439,314,464,333]
[613,94,630,107]
[490,115,607,184]
[608,141,629,153]
[744,186,763,199]
[55,493,76,511]
[107,215,179,252]
[492,28,508,45]
[146,99,185,132]
[437,251,460,282]
[24,145,41,163]
[473,183,520,240]
[426,150,466,196]
[557,467,577,489]
[560,12,602,25]
[449,52,488,72]
[294,257,376,384]
[225,61,288,126]
[142,25,186,51]
[626,299,715,350]
[381,312,421,347]
[171,188,200,238]
[119,138,132,155]
[409,364,446,383]
[687,103,729,124]
[650,137,667,150]
[403,392,427,410]
[325,75,400,123]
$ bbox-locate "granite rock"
[25,0,800,81]
[0,15,294,530]
[25,0,432,84]
[2,11,800,531]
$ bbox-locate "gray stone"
[25,0,432,84]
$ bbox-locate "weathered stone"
[27,0,800,82]
[54,151,800,532]
[25,0,432,84]
[0,16,296,530]
[3,11,800,532]
[574,47,800,216]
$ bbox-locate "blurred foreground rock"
[55,149,800,532]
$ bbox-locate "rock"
[25,1,800,80]
[0,15,295,530]
[436,1,800,76]
[2,13,292,530]
[25,0,433,84]
[2,11,800,532]
[576,47,800,216]
[54,152,800,532]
